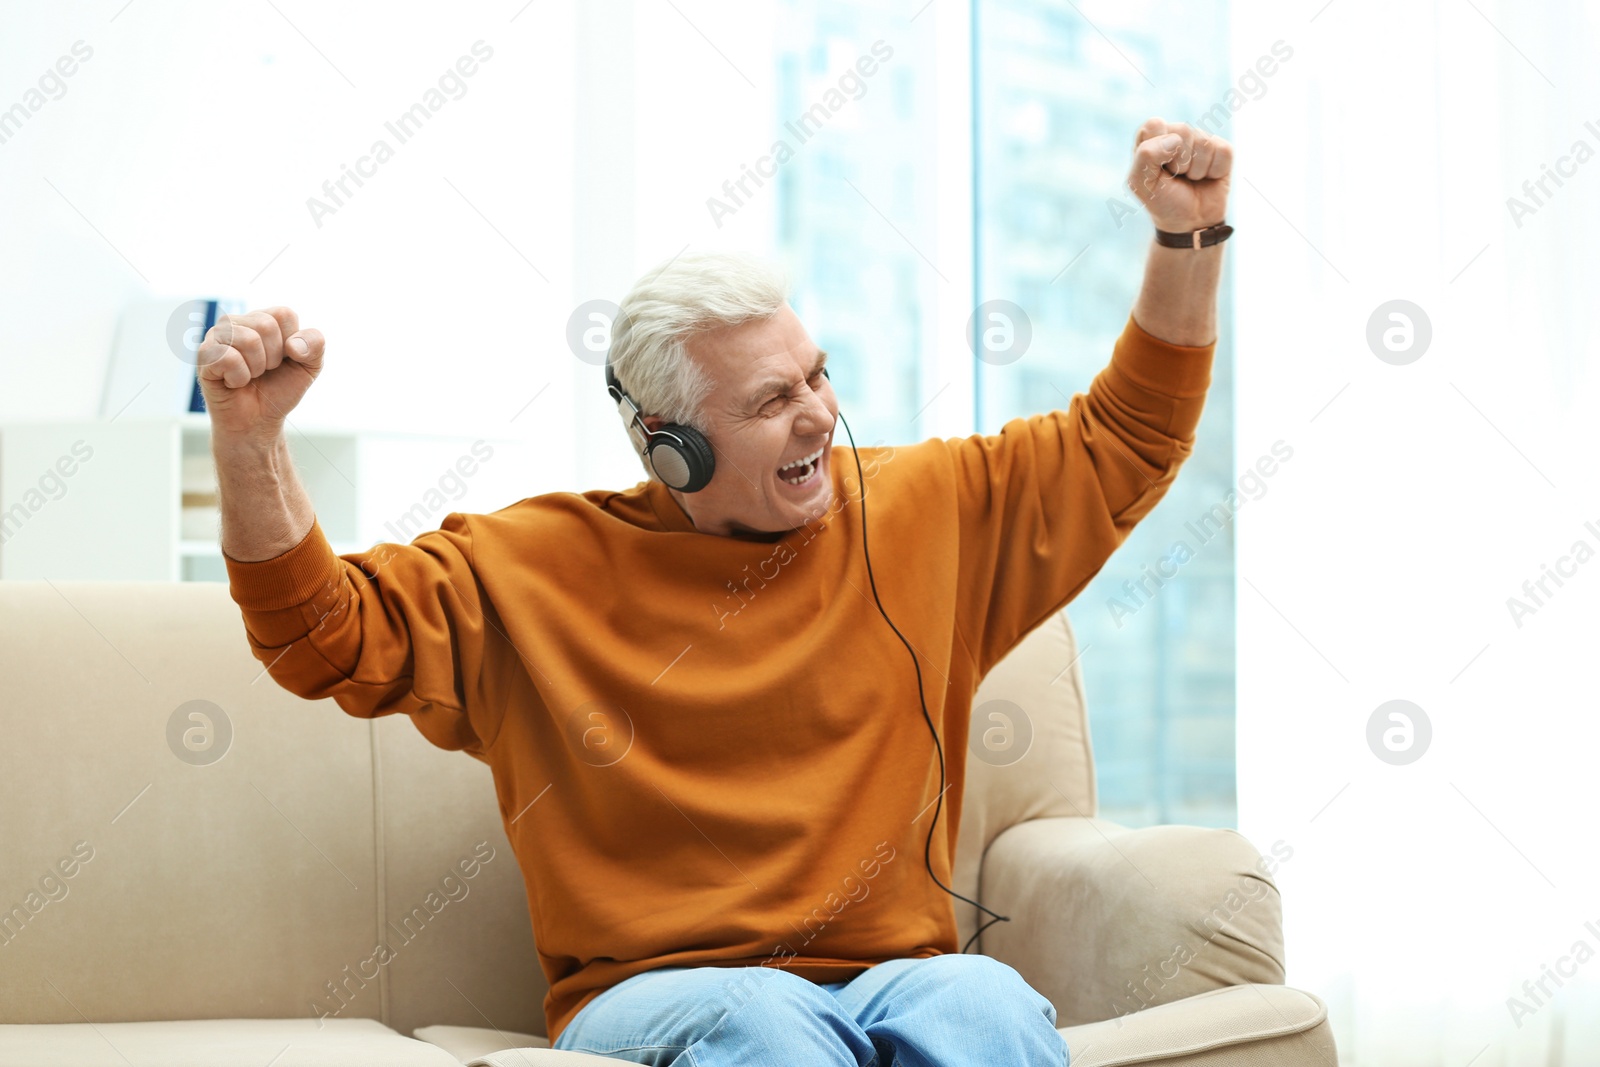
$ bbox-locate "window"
[777,0,1238,829]
[975,0,1237,828]
[772,0,948,449]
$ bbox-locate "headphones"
[603,354,1011,952]
[605,355,719,493]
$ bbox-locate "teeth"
[784,463,819,489]
[782,462,815,486]
[778,447,824,472]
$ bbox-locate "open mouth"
[776,446,825,488]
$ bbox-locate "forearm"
[214,433,317,562]
[1130,239,1225,348]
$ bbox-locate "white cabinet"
[0,416,530,581]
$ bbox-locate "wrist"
[211,428,288,460]
[1150,211,1227,230]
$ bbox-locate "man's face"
[641,303,837,539]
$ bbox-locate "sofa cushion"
[1057,986,1336,1066]
[465,1052,661,1067]
[0,583,383,1026]
[955,610,1097,952]
[412,1026,644,1065]
[422,986,1334,1067]
[375,717,545,1039]
[0,1018,465,1066]
[412,1024,547,1059]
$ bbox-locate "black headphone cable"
[833,407,1012,955]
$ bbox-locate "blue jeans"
[551,953,1069,1066]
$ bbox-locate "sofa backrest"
[0,580,1095,1037]
[952,607,1098,946]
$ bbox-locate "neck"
[665,487,788,543]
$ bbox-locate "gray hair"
[607,250,790,478]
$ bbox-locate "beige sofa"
[0,579,1336,1065]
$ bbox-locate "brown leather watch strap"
[1154,222,1234,249]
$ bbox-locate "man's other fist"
[195,307,325,442]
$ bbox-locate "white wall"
[0,0,826,502]
[1,0,581,495]
[1230,0,1599,1058]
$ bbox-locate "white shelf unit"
[0,415,530,582]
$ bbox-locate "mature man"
[204,116,1230,1066]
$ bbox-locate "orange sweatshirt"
[223,314,1213,1042]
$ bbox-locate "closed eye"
[759,371,826,414]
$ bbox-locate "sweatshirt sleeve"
[223,513,492,756]
[950,314,1215,679]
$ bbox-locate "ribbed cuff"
[223,518,345,613]
[1111,313,1215,399]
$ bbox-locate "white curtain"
[1231,0,1600,1062]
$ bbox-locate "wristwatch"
[1154,222,1234,249]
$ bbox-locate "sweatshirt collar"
[641,479,799,545]
[644,478,697,534]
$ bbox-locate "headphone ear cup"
[648,423,716,493]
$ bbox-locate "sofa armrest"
[979,816,1289,1028]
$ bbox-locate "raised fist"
[1127,118,1233,233]
[195,306,325,442]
